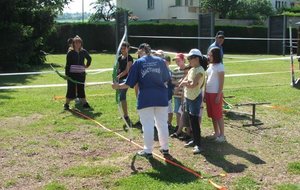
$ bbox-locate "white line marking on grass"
[226,71,290,77]
[226,56,258,59]
[0,81,111,90]
[227,56,300,63]
[0,71,293,90]
[0,68,113,76]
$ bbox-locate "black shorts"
[66,73,86,99]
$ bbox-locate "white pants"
[138,106,169,153]
[168,100,173,114]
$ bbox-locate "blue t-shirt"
[208,41,224,63]
[125,55,171,110]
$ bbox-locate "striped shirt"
[172,65,189,98]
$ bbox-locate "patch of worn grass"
[113,170,214,190]
[62,165,120,178]
[43,181,67,190]
[1,54,300,190]
[80,144,89,151]
[54,125,78,133]
[4,179,17,188]
[233,176,260,190]
[90,127,116,138]
[17,172,32,179]
[276,184,300,190]
[26,140,40,146]
[288,162,300,175]
[47,139,65,148]
[247,148,258,153]
[35,172,43,182]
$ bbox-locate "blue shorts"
[119,89,128,101]
[173,97,182,113]
[186,93,202,116]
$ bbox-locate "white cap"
[187,49,202,57]
[154,49,165,57]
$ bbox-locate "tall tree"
[227,0,274,22]
[89,0,131,22]
[199,0,238,18]
[0,0,70,71]
[89,0,116,22]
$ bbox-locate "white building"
[116,0,296,21]
[116,0,201,20]
[270,0,295,9]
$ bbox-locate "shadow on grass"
[0,62,61,100]
[130,154,198,184]
[0,74,36,87]
[0,62,60,87]
[0,90,15,105]
[0,90,15,99]
[224,111,263,126]
[67,104,102,119]
[202,139,266,173]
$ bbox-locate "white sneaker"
[184,140,194,148]
[193,145,203,154]
[215,136,226,143]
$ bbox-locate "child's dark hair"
[200,55,208,71]
[122,41,130,48]
[67,38,73,45]
[210,47,222,63]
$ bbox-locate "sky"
[63,0,95,13]
[63,0,116,13]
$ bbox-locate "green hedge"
[129,23,269,53]
[46,23,115,53]
[46,22,297,54]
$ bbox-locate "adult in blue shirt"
[208,31,225,63]
[112,43,171,158]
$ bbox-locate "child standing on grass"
[170,53,189,137]
[164,55,174,131]
[179,49,205,154]
[117,41,133,127]
[205,47,226,143]
[64,35,92,110]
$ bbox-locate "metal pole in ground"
[290,20,295,87]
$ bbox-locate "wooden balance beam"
[234,102,271,126]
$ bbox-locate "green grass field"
[0,53,300,190]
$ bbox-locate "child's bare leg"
[217,118,225,137]
[212,119,220,136]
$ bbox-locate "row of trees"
[0,0,298,71]
[88,0,275,23]
[201,0,274,22]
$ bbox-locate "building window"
[148,0,154,9]
[190,0,193,6]
[275,0,279,9]
[175,0,181,6]
[185,0,188,6]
